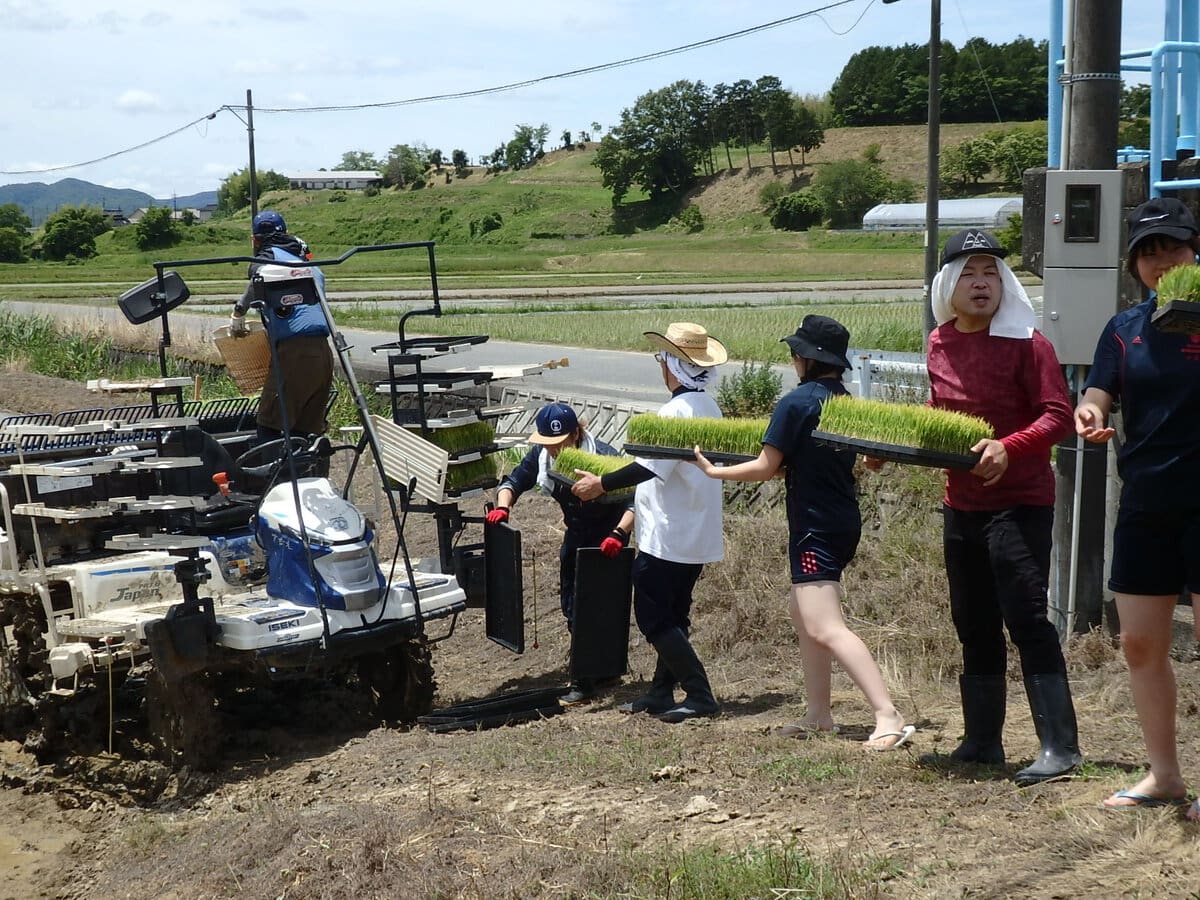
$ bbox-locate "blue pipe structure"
[1048,1,1064,169]
[1052,0,1200,189]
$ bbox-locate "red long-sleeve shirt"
[926,324,1073,511]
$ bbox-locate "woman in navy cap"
[912,228,1081,784]
[1075,198,1200,814]
[694,315,915,750]
[488,402,634,704]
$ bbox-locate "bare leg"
[1103,593,1189,807]
[791,582,906,744]
[788,589,834,730]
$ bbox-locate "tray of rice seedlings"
[444,456,500,497]
[548,447,636,503]
[1151,264,1200,334]
[406,419,503,461]
[812,395,992,470]
[623,414,767,463]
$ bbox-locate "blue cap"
[252,209,287,236]
[529,402,578,445]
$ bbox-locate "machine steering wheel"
[234,436,312,481]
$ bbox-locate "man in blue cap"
[490,402,634,704]
[230,209,333,442]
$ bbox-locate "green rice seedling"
[817,395,993,456]
[445,456,499,492]
[625,413,769,456]
[407,419,495,455]
[553,447,635,495]
[1155,263,1200,303]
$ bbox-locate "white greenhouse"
[862,197,1023,231]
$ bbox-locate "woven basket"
[213,323,271,394]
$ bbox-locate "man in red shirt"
[924,229,1082,784]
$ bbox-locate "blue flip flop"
[1102,789,1191,810]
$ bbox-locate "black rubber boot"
[653,628,720,723]
[1014,672,1083,785]
[948,674,1007,765]
[618,656,676,714]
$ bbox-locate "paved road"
[2,291,925,409]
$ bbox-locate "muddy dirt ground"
[2,372,1200,898]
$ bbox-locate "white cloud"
[116,90,165,114]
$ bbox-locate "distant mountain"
[0,178,218,226]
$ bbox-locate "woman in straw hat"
[573,323,727,722]
[694,314,915,751]
[487,402,634,705]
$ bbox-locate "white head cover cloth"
[930,254,1037,339]
[664,352,716,390]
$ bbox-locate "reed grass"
[625,413,769,456]
[817,395,993,455]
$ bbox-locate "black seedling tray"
[621,442,756,464]
[1151,300,1200,335]
[810,430,980,471]
[547,470,634,504]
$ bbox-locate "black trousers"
[632,552,703,643]
[943,504,1066,680]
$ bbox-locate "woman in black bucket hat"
[694,314,915,751]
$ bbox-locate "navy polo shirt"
[1084,298,1200,511]
[763,379,860,535]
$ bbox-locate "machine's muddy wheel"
[357,636,435,723]
[145,667,221,770]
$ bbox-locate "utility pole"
[246,89,259,217]
[1056,0,1123,633]
[883,0,940,334]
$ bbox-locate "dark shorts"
[1111,503,1200,596]
[788,530,861,584]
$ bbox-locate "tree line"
[829,37,1048,127]
[593,76,825,204]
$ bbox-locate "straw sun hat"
[643,322,728,367]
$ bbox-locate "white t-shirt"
[633,390,724,564]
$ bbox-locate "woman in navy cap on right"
[1075,198,1200,813]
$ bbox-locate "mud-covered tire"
[357,637,435,723]
[145,667,221,770]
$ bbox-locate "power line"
[248,0,865,114]
[0,0,866,176]
[0,110,223,176]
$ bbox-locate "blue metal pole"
[1152,47,1164,197]
[1164,1,1181,162]
[1049,0,1064,168]
[1182,0,1199,155]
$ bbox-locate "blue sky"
[0,0,1168,198]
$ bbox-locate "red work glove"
[599,537,623,558]
[485,507,510,525]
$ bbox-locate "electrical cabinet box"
[1041,169,1125,365]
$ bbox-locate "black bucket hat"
[1126,197,1199,252]
[781,315,851,370]
[940,229,1008,267]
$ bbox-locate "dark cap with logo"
[781,314,852,370]
[940,229,1008,267]
[528,402,579,445]
[1126,197,1199,252]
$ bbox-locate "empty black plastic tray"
[810,430,979,470]
[621,442,756,464]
